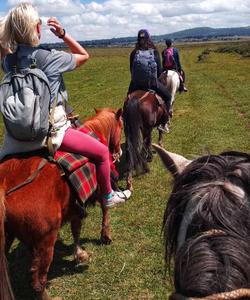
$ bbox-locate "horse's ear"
[115,108,123,120]
[152,144,191,178]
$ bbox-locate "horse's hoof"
[126,182,133,191]
[75,249,92,265]
[146,156,153,162]
[101,235,112,245]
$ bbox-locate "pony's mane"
[83,108,117,138]
[164,151,250,298]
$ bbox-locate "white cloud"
[1,0,250,42]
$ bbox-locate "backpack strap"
[30,48,51,69]
[5,52,18,72]
[31,48,57,156]
[46,96,58,156]
[46,91,67,157]
[31,48,66,156]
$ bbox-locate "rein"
[171,289,250,300]
[6,158,48,196]
[81,124,121,163]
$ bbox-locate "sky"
[0,0,250,43]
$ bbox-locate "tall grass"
[2,41,250,299]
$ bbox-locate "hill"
[158,26,250,41]
[43,26,250,48]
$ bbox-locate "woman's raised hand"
[47,17,65,38]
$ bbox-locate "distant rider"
[128,29,172,132]
[162,39,187,92]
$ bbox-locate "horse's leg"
[142,128,153,163]
[169,95,175,119]
[126,171,133,191]
[30,230,61,300]
[71,217,92,264]
[125,140,133,191]
[5,230,15,253]
[158,129,164,147]
[100,202,112,244]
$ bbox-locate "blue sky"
[0,1,7,11]
[1,0,250,43]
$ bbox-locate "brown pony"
[0,108,123,300]
[123,90,169,190]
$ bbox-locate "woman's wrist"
[58,28,66,39]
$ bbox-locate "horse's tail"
[0,188,14,300]
[123,97,146,173]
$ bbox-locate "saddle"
[127,90,165,107]
[1,127,118,209]
[1,148,97,207]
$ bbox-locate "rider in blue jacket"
[162,39,187,92]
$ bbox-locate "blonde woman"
[0,2,131,207]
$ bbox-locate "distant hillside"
[43,26,250,48]
[158,26,250,41]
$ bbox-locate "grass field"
[2,40,250,299]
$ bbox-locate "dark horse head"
[153,144,250,300]
[123,90,169,190]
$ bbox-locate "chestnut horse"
[0,108,123,300]
[123,90,169,190]
[154,144,250,300]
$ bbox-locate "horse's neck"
[84,119,111,145]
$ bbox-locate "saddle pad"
[68,161,97,203]
[54,151,89,172]
[54,126,119,203]
[54,127,99,203]
[54,126,98,172]
[54,150,97,203]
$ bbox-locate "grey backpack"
[132,49,157,86]
[0,50,51,141]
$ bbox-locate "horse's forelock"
[174,233,250,298]
[176,179,247,249]
[164,153,250,271]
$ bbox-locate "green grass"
[3,41,250,299]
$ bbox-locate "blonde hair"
[1,2,40,50]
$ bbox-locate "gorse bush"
[214,41,250,57]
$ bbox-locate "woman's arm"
[130,49,136,73]
[47,17,89,68]
[174,48,182,72]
